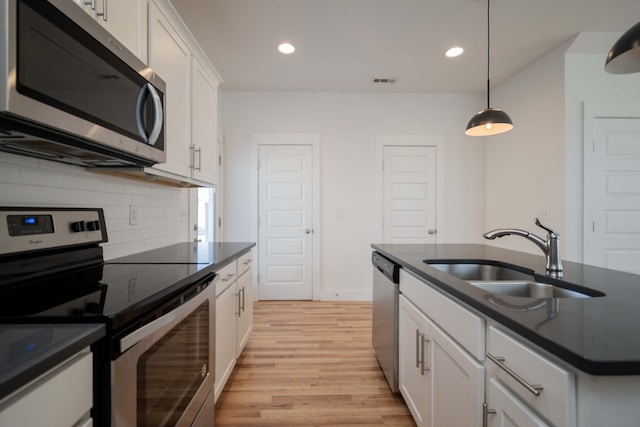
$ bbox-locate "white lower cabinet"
[399,294,484,427]
[399,295,430,425]
[398,262,640,427]
[0,349,93,427]
[215,265,238,402]
[486,326,576,427]
[214,251,254,402]
[236,263,253,355]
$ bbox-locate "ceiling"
[169,0,640,94]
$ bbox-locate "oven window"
[137,300,209,427]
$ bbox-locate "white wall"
[483,32,640,263]
[564,33,640,262]
[0,152,189,259]
[222,91,486,300]
[484,39,570,256]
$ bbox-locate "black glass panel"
[137,301,209,427]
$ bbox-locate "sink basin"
[468,280,591,299]
[424,260,605,299]
[425,260,535,281]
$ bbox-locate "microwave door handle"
[146,84,163,146]
[135,83,164,146]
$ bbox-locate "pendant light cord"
[486,0,491,108]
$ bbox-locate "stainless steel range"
[0,207,217,427]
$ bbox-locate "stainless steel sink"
[468,280,591,299]
[424,260,604,299]
[426,261,534,281]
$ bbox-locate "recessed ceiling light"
[445,46,464,58]
[278,43,295,54]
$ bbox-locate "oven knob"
[86,220,101,231]
[71,221,86,232]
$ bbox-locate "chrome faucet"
[483,218,563,277]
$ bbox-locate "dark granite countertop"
[108,242,255,270]
[372,243,640,376]
[0,324,105,400]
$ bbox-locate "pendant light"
[465,0,513,136]
[605,22,640,74]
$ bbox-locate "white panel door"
[585,118,640,273]
[258,145,313,300]
[383,146,437,243]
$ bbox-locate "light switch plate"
[129,205,139,225]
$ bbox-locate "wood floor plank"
[215,301,416,426]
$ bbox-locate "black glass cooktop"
[107,242,253,266]
[0,262,212,331]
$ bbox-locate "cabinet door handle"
[487,353,544,396]
[415,329,422,369]
[195,147,202,171]
[482,402,496,427]
[240,287,245,312]
[96,0,107,21]
[415,329,430,375]
[420,335,430,375]
[235,290,241,317]
[84,0,95,10]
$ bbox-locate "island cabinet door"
[399,294,484,427]
[428,315,484,427]
[399,295,431,427]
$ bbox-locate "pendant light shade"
[465,0,513,137]
[605,22,640,74]
[465,108,513,136]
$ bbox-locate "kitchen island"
[373,243,640,427]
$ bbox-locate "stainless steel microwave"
[0,0,166,167]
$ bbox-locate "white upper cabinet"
[73,0,147,62]
[148,1,192,178]
[146,0,222,186]
[191,56,219,184]
[75,0,223,187]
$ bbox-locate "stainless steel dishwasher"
[371,251,401,393]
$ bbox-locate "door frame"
[583,103,640,265]
[250,133,321,300]
[375,134,445,243]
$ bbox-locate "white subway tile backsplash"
[0,154,189,259]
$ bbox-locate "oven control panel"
[0,208,107,256]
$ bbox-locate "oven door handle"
[119,274,215,353]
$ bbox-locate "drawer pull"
[487,353,544,396]
[221,273,235,282]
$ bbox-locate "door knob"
[428,229,437,235]
[305,229,313,234]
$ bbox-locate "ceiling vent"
[371,77,398,84]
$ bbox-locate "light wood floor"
[215,301,416,426]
